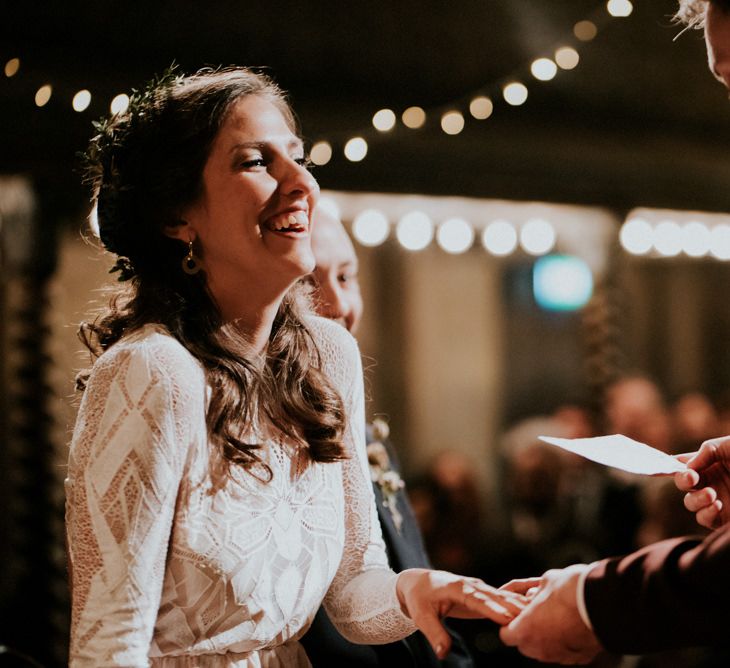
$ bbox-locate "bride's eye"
[240,158,266,169]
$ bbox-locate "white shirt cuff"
[576,562,598,631]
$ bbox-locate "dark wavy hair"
[79,66,347,478]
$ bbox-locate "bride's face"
[180,94,319,301]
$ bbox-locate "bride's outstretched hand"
[396,568,528,659]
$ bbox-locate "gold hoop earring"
[182,240,201,275]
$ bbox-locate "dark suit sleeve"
[584,526,730,654]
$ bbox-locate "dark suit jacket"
[300,435,473,667]
[584,525,730,655]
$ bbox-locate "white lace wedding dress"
[65,316,416,667]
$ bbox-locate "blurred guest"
[604,375,674,453]
[300,206,474,667]
[671,391,719,453]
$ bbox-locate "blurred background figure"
[301,205,473,667]
[604,376,674,453]
[671,391,719,454]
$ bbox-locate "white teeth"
[268,211,308,232]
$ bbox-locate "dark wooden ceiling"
[2,0,729,221]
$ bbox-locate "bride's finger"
[500,577,543,594]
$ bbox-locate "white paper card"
[538,434,687,476]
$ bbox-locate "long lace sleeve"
[65,330,204,667]
[308,317,417,644]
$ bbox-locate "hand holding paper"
[538,434,687,476]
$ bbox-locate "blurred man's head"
[310,206,364,333]
[676,0,730,89]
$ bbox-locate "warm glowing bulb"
[503,82,528,106]
[607,0,633,17]
[531,58,558,81]
[441,111,465,135]
[482,220,518,256]
[372,108,396,132]
[35,84,52,107]
[653,220,682,257]
[402,106,426,129]
[619,218,653,255]
[710,225,730,260]
[555,47,580,70]
[110,93,130,115]
[520,219,556,255]
[344,137,368,162]
[574,20,598,41]
[73,89,92,112]
[680,221,711,257]
[469,96,493,120]
[4,58,20,77]
[310,141,333,166]
[396,212,434,251]
[436,218,474,254]
[352,210,389,247]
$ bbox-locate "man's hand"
[675,437,730,530]
[499,565,603,665]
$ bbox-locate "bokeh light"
[680,221,711,257]
[520,218,556,255]
[436,218,474,254]
[110,93,130,115]
[555,47,580,70]
[503,82,528,106]
[402,106,426,129]
[352,209,390,247]
[310,141,333,166]
[574,20,598,41]
[607,0,633,17]
[482,220,518,256]
[35,84,52,107]
[72,89,92,112]
[710,225,730,260]
[620,218,653,255]
[653,220,682,257]
[531,58,558,81]
[4,58,20,77]
[396,211,434,251]
[469,96,493,120]
[372,108,396,132]
[344,137,368,162]
[441,111,465,135]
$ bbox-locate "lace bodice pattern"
[65,317,416,667]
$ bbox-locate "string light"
[531,58,558,81]
[710,225,730,260]
[396,211,433,251]
[436,218,474,254]
[34,85,52,107]
[310,141,333,166]
[352,209,390,247]
[520,219,556,255]
[72,89,92,112]
[441,111,465,135]
[653,220,682,257]
[110,93,130,115]
[372,108,396,132]
[344,137,368,162]
[402,106,426,129]
[607,0,633,18]
[4,58,20,77]
[482,220,518,256]
[469,96,493,120]
[555,47,580,70]
[503,82,528,106]
[574,20,598,41]
[680,221,711,257]
[620,218,653,255]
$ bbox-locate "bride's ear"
[164,219,191,242]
